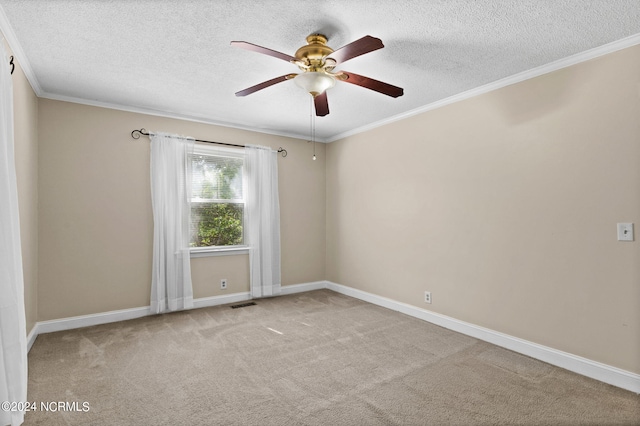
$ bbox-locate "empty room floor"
[25,290,640,425]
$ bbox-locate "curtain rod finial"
[131,128,148,140]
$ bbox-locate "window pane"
[191,202,244,247]
[191,154,243,202]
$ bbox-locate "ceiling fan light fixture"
[232,34,403,116]
[294,72,336,97]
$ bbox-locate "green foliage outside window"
[190,153,244,247]
[191,203,243,247]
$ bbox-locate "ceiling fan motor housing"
[232,33,402,115]
[294,34,334,71]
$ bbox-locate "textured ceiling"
[1,1,640,141]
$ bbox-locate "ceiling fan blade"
[339,71,404,98]
[230,41,296,62]
[235,74,297,97]
[314,92,330,116]
[329,35,384,64]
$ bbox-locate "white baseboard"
[26,325,38,352]
[280,281,327,295]
[26,283,320,350]
[27,280,639,393]
[192,291,251,309]
[36,305,151,335]
[325,281,640,394]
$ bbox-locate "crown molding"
[39,91,314,142]
[2,2,638,145]
[0,4,42,95]
[327,32,640,142]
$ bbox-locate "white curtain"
[245,145,281,298]
[0,42,28,426]
[150,133,194,314]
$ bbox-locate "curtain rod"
[130,128,287,157]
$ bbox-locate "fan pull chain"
[309,96,316,161]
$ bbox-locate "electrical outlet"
[220,279,228,290]
[424,291,432,304]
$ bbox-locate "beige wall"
[5,38,39,336]
[11,33,637,376]
[326,45,640,373]
[37,100,325,320]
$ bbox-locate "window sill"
[190,246,249,258]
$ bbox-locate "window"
[190,145,246,252]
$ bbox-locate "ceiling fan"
[231,34,404,116]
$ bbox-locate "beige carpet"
[25,290,639,425]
